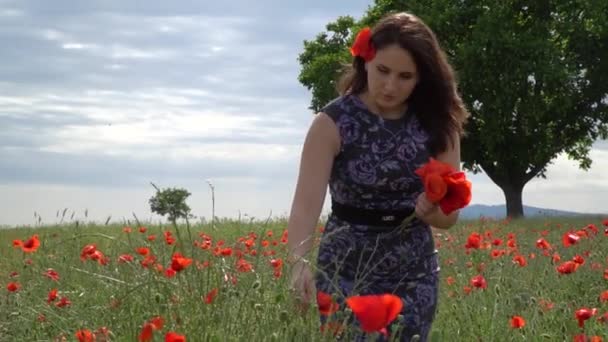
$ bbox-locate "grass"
[1,215,607,341]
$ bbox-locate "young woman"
[287,11,469,341]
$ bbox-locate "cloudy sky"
[1,1,606,227]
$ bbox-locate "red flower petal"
[345,294,402,334]
[350,27,376,61]
[439,172,472,215]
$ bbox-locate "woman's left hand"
[414,192,439,223]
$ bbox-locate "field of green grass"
[1,216,607,341]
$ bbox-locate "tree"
[297,0,608,217]
[149,182,192,225]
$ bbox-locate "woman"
[287,11,469,341]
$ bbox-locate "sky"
[1,1,607,227]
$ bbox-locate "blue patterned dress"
[315,94,440,341]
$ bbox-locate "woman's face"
[365,44,419,114]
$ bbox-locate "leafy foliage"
[149,183,192,224]
[297,0,608,217]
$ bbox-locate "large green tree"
[297,0,608,217]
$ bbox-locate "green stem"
[395,212,417,231]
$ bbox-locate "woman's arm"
[287,112,340,262]
[417,134,462,229]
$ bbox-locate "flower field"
[1,216,607,341]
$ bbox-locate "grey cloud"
[0,1,366,96]
[0,0,367,189]
[0,148,297,187]
[1,112,100,149]
[9,0,370,19]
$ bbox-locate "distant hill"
[460,204,606,219]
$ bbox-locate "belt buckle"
[381,215,395,222]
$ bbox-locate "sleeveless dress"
[314,94,440,341]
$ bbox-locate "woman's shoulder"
[319,93,358,122]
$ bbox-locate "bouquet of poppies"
[397,158,472,229]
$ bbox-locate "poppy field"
[1,216,607,341]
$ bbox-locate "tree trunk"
[481,163,533,219]
[500,183,525,218]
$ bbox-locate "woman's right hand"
[289,260,315,313]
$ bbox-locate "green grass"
[1,216,607,341]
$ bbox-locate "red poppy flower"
[136,247,150,256]
[574,335,603,342]
[423,173,448,202]
[350,27,375,61]
[118,254,134,263]
[575,308,598,328]
[512,255,527,267]
[89,250,109,265]
[510,315,525,329]
[75,329,95,342]
[552,253,561,263]
[44,268,60,281]
[165,332,186,342]
[562,232,580,247]
[138,316,164,342]
[573,255,585,265]
[470,275,487,289]
[556,261,579,274]
[599,290,608,303]
[439,172,473,214]
[7,282,20,292]
[415,157,454,178]
[415,158,472,215]
[219,247,233,256]
[21,234,40,253]
[204,288,218,304]
[586,224,599,234]
[170,253,192,272]
[317,291,340,316]
[345,293,402,336]
[491,249,505,259]
[149,316,163,330]
[465,232,482,249]
[80,244,97,261]
[270,258,283,269]
[47,289,58,304]
[535,238,551,250]
[140,255,156,269]
[163,231,176,245]
[56,296,71,307]
[139,324,154,342]
[236,258,253,273]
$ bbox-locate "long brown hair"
[338,12,469,156]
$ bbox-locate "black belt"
[331,201,414,226]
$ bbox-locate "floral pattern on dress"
[314,94,440,341]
